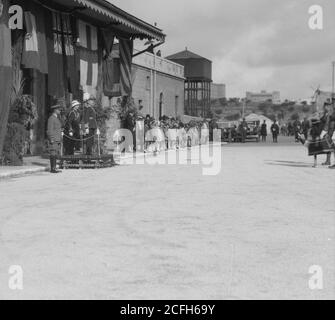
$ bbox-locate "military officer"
[64,100,81,155]
[47,104,63,173]
[82,93,98,156]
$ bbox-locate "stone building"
[131,50,185,119]
[246,90,281,104]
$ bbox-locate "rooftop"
[166,48,211,62]
[38,0,165,41]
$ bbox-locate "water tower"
[166,48,212,118]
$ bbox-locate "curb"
[0,143,226,179]
[0,167,48,180]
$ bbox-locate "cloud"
[111,0,335,100]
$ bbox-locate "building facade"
[246,90,281,104]
[131,51,185,119]
[0,0,166,157]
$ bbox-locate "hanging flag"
[78,20,99,96]
[46,10,65,98]
[46,11,78,99]
[0,0,12,156]
[62,15,79,98]
[119,38,133,96]
[101,29,116,97]
[22,2,48,74]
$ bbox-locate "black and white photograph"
[0,0,334,304]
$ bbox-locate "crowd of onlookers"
[121,112,215,152]
[119,103,335,158]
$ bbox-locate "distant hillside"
[210,98,316,123]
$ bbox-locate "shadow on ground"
[265,160,313,168]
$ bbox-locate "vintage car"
[236,121,260,143]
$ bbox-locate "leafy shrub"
[291,113,300,121]
[226,113,241,121]
[3,94,37,165]
[2,123,29,166]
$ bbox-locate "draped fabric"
[119,38,133,96]
[62,15,79,98]
[101,30,115,97]
[21,1,48,74]
[46,10,65,98]
[0,0,12,157]
[46,11,78,98]
[78,20,99,96]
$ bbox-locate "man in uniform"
[47,104,63,173]
[271,120,280,143]
[82,93,98,156]
[64,100,81,155]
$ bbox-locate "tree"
[226,113,241,121]
[291,113,300,121]
[219,97,227,106]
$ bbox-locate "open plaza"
[0,138,334,300]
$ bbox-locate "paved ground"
[0,138,334,300]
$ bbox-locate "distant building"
[246,90,281,104]
[166,48,212,118]
[211,83,226,100]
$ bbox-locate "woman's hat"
[71,100,80,108]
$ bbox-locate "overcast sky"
[112,0,335,100]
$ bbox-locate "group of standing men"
[47,93,98,173]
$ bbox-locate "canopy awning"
[38,0,165,41]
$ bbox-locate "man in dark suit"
[47,104,63,173]
[261,120,267,142]
[271,121,280,143]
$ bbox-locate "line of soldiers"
[47,93,98,173]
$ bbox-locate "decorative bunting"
[78,20,99,96]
